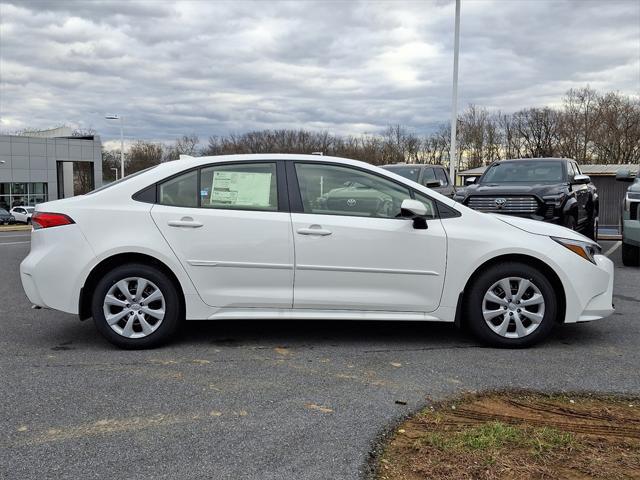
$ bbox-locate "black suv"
[382,163,456,197]
[454,158,598,240]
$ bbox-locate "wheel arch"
[79,252,186,320]
[456,253,566,328]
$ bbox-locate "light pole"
[105,114,125,179]
[449,0,461,186]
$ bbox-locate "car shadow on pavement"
[41,316,618,351]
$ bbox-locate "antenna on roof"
[311,151,324,156]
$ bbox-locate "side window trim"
[135,160,288,212]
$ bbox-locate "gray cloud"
[1,0,638,146]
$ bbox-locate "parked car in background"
[21,154,613,350]
[616,167,640,266]
[454,158,598,240]
[0,208,16,225]
[10,206,35,224]
[382,163,456,197]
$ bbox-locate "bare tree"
[592,92,640,164]
[513,107,560,158]
[557,87,600,162]
[126,141,164,174]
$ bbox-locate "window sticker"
[210,171,272,207]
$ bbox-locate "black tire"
[91,263,182,349]
[465,262,558,348]
[622,242,640,267]
[26,218,32,225]
[563,214,577,231]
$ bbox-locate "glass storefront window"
[0,183,49,207]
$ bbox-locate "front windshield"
[0,209,8,215]
[384,166,421,182]
[481,161,564,184]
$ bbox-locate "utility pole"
[449,0,461,186]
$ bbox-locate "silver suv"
[382,164,456,197]
[616,167,640,266]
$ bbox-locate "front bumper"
[622,218,640,247]
[576,254,615,322]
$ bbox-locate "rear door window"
[199,163,278,211]
[158,170,198,207]
[434,168,448,186]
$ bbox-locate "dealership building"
[0,127,103,210]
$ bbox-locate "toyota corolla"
[20,154,614,349]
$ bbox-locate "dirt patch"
[376,391,640,480]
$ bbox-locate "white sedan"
[10,206,35,224]
[20,154,614,349]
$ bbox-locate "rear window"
[86,166,158,195]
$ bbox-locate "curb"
[0,225,32,232]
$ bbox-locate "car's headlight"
[624,192,640,211]
[543,193,565,207]
[551,237,601,264]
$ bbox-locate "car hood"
[490,214,592,242]
[464,183,566,197]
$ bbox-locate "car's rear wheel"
[91,263,182,349]
[466,262,557,348]
[622,242,640,267]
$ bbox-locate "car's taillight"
[32,212,75,230]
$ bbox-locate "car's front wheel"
[91,263,182,349]
[466,262,557,348]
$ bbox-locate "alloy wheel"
[102,277,165,338]
[482,276,545,339]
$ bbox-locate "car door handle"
[167,217,203,228]
[297,225,332,236]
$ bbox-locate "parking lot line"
[0,235,31,240]
[604,241,621,257]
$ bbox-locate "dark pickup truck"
[454,158,598,240]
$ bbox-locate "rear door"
[151,161,294,308]
[289,161,447,312]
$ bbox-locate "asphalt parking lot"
[1,230,639,480]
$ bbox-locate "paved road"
[1,231,639,480]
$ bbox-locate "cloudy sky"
[0,0,638,147]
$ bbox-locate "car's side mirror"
[616,169,635,182]
[465,177,477,185]
[425,180,441,188]
[400,199,428,229]
[572,174,591,185]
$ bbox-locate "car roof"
[382,163,443,169]
[495,157,571,164]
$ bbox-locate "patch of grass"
[528,426,575,456]
[417,421,574,457]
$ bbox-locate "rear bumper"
[20,224,96,314]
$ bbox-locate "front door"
[290,162,447,312]
[151,161,294,308]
